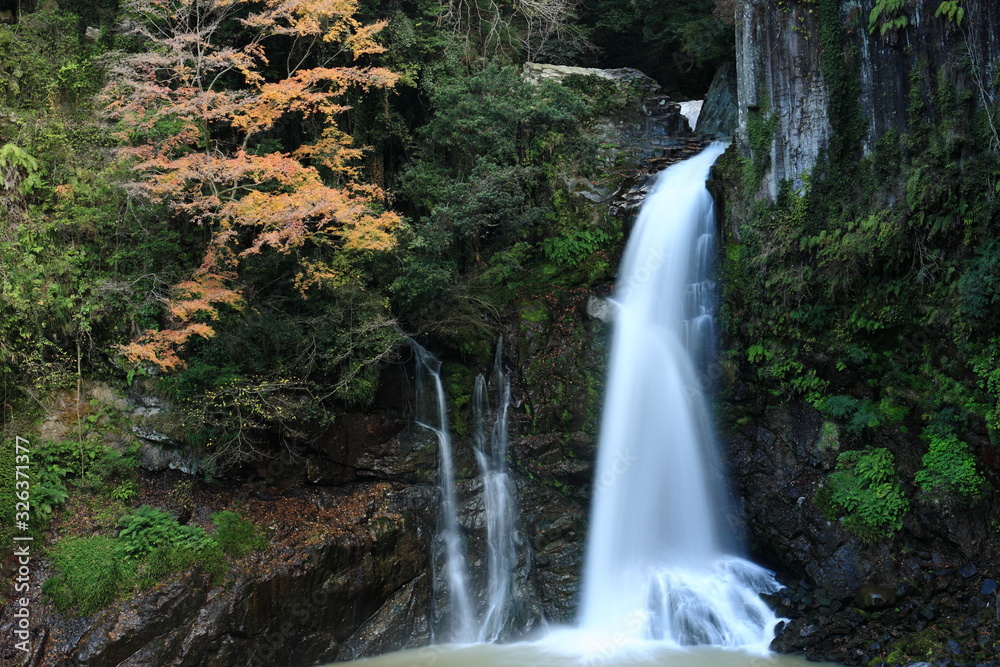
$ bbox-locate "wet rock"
[336,575,432,660]
[697,59,737,137]
[137,441,203,475]
[316,415,427,484]
[586,295,615,323]
[737,0,1000,200]
[13,484,434,665]
[960,562,979,579]
[855,585,897,610]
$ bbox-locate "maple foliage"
[104,0,401,370]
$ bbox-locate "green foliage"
[43,504,262,615]
[820,395,908,435]
[28,437,135,526]
[43,536,133,615]
[884,629,946,666]
[820,448,909,541]
[0,143,43,195]
[575,0,733,98]
[868,0,908,36]
[961,239,1000,323]
[935,1,964,26]
[745,101,777,188]
[541,227,612,266]
[720,21,1000,452]
[971,339,1000,430]
[0,11,105,109]
[117,505,213,558]
[817,420,840,454]
[109,480,139,501]
[210,510,268,558]
[391,59,621,331]
[915,427,986,500]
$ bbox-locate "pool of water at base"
[342,632,831,667]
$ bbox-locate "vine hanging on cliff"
[868,0,908,41]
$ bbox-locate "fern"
[541,227,611,266]
[118,506,214,558]
[915,430,985,499]
[821,448,909,540]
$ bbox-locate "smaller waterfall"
[412,341,475,643]
[472,340,516,643]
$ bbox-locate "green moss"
[817,420,840,454]
[443,363,474,437]
[520,300,551,325]
[43,536,134,616]
[210,510,269,558]
[745,96,777,189]
[883,628,945,665]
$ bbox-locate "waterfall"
[412,341,476,643]
[578,143,781,649]
[472,340,516,643]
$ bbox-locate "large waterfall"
[578,143,781,649]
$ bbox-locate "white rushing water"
[412,341,476,643]
[472,339,516,643]
[578,143,781,650]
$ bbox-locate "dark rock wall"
[3,483,437,667]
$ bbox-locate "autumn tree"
[103,0,402,372]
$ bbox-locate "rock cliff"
[736,0,1000,199]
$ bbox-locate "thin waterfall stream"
[578,142,781,649]
[472,339,516,643]
[412,338,520,644]
[412,341,476,643]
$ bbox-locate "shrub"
[44,506,256,614]
[915,429,985,500]
[117,505,214,558]
[210,511,268,558]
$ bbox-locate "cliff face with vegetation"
[736,0,1000,199]
[718,0,1000,663]
[0,2,703,653]
[5,0,1000,664]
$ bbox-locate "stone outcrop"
[723,390,1000,663]
[0,483,436,666]
[697,59,738,137]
